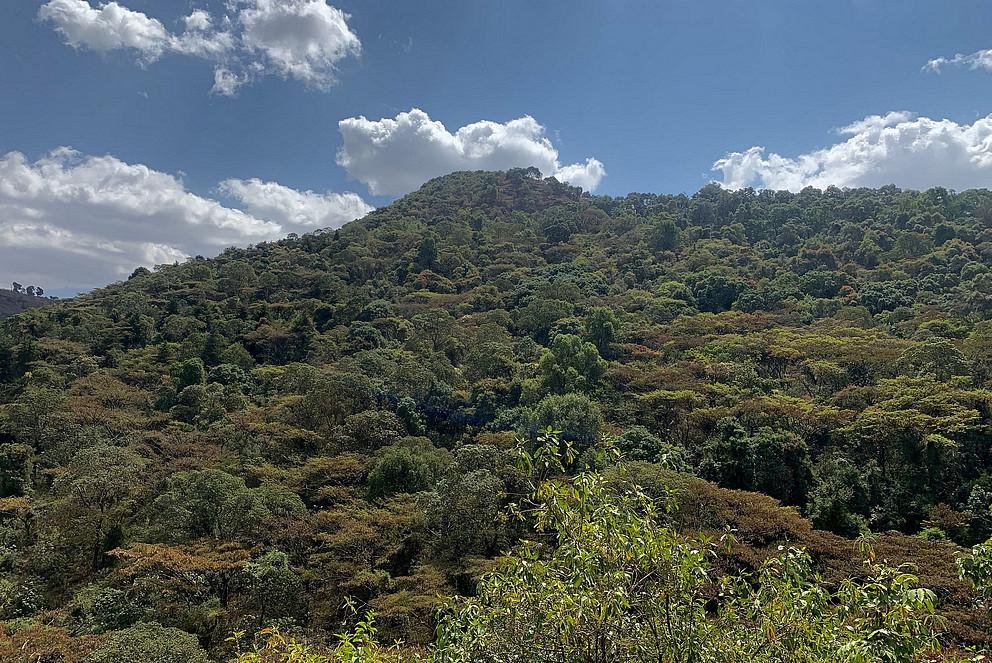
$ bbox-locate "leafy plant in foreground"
[431,434,943,662]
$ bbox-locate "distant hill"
[0,289,53,319]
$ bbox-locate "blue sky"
[3,0,992,293]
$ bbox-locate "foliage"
[1,170,992,655]
[230,613,406,663]
[84,622,210,663]
[959,513,992,610]
[430,436,942,662]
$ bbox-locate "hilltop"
[1,169,992,660]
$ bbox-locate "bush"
[84,622,209,663]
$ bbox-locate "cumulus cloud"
[218,178,373,229]
[0,149,371,291]
[553,158,607,192]
[183,10,213,33]
[924,49,992,73]
[38,0,361,95]
[336,108,606,195]
[38,0,171,62]
[238,0,361,88]
[713,111,992,192]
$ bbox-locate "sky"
[3,0,992,294]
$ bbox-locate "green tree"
[244,550,303,622]
[528,393,603,448]
[152,469,305,541]
[898,338,970,381]
[422,468,505,561]
[806,453,870,536]
[646,214,679,252]
[172,357,206,391]
[84,622,209,663]
[538,333,607,394]
[368,440,449,499]
[583,307,620,357]
[691,273,745,313]
[416,234,439,270]
[698,419,812,505]
[959,514,992,610]
[51,444,146,572]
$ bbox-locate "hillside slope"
[0,289,51,319]
[1,169,991,659]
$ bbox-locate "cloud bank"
[0,149,371,291]
[38,0,361,95]
[336,108,606,195]
[713,112,992,191]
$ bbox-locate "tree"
[697,419,811,505]
[170,382,239,426]
[528,393,603,448]
[172,357,206,391]
[0,443,33,497]
[537,333,607,394]
[422,468,505,561]
[898,338,970,381]
[691,273,745,313]
[0,386,80,463]
[646,214,679,251]
[51,444,146,572]
[84,622,209,663]
[416,234,439,270]
[152,469,305,541]
[514,298,574,343]
[111,541,253,614]
[963,321,992,384]
[368,441,449,499]
[539,205,581,243]
[959,515,992,609]
[806,453,870,536]
[583,307,620,357]
[244,550,303,622]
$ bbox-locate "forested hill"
[2,168,992,660]
[0,289,51,320]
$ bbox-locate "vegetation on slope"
[0,288,52,320]
[1,169,992,659]
[230,435,967,662]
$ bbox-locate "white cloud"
[38,0,361,95]
[38,0,171,63]
[554,158,607,191]
[924,49,992,73]
[171,26,235,60]
[336,108,606,195]
[219,178,373,229]
[183,10,213,33]
[713,112,992,192]
[238,0,361,88]
[211,66,249,96]
[0,149,371,291]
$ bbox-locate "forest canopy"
[1,170,992,660]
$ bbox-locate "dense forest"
[2,169,992,660]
